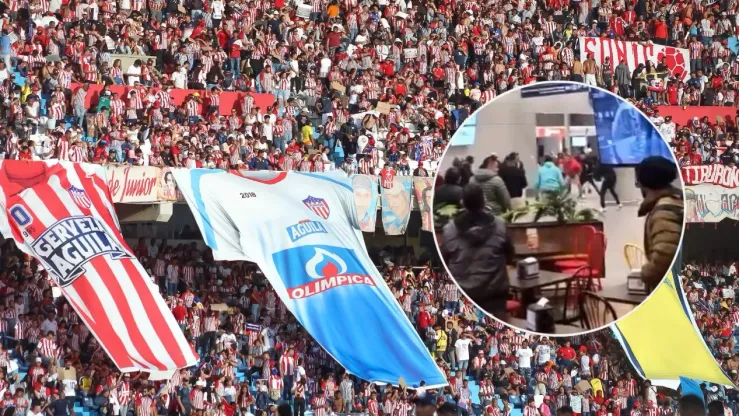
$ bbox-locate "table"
[596,283,648,306]
[507,267,574,322]
[507,267,573,291]
[506,318,584,335]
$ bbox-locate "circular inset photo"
[433,81,685,336]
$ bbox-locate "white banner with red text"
[681,164,738,189]
[579,37,691,81]
[682,164,738,223]
[106,166,182,203]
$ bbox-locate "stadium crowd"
[680,261,739,380]
[0,0,736,412]
[0,239,736,416]
[0,0,736,170]
[649,109,739,167]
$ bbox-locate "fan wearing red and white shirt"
[380,165,396,189]
[37,332,59,361]
[279,348,295,398]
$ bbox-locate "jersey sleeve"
[173,169,249,261]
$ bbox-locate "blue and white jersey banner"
[172,169,446,387]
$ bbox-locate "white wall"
[441,90,592,187]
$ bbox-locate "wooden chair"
[578,291,618,330]
[624,244,646,272]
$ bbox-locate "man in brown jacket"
[635,156,684,289]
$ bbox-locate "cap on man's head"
[635,156,678,190]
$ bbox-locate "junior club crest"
[302,196,330,219]
[67,186,92,210]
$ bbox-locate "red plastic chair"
[563,231,606,290]
[553,225,596,269]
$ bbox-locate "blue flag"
[679,377,705,406]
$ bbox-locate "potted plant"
[433,203,460,244]
[501,186,600,224]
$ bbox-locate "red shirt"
[326,32,341,47]
[417,311,433,328]
[558,346,576,360]
[230,42,241,58]
[172,305,187,321]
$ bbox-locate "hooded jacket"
[535,161,564,192]
[470,169,511,215]
[440,211,513,314]
[639,188,684,289]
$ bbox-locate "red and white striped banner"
[579,37,691,81]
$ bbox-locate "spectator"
[440,183,513,317]
[498,153,528,209]
[471,155,511,216]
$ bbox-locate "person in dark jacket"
[635,156,684,290]
[440,183,514,318]
[434,167,464,208]
[595,162,623,212]
[578,151,599,197]
[498,152,528,208]
[471,154,511,215]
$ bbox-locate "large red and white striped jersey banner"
[0,160,198,372]
[579,37,691,81]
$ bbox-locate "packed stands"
[0,238,735,416]
[0,0,737,413]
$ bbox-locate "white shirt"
[62,379,77,397]
[454,338,472,361]
[294,366,306,382]
[40,319,58,334]
[211,0,224,18]
[172,69,188,89]
[646,386,657,405]
[319,57,332,76]
[261,327,276,349]
[516,347,533,369]
[535,344,551,365]
[126,64,141,86]
[580,354,590,373]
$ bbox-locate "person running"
[595,162,623,212]
[535,155,565,199]
[578,150,600,198]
